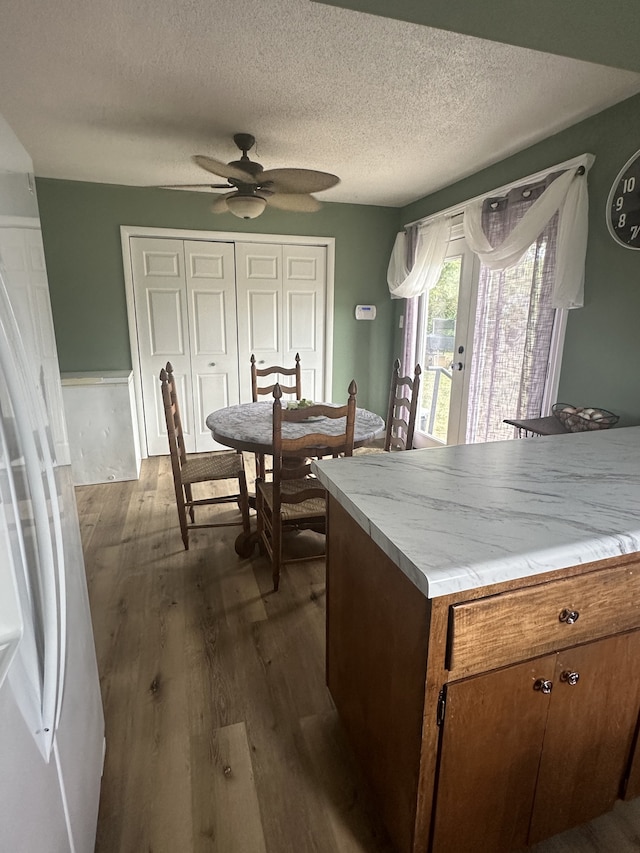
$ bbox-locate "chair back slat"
[255,379,356,591]
[271,380,357,503]
[161,362,189,466]
[160,365,184,472]
[384,359,421,451]
[251,352,302,401]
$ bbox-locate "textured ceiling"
[0,0,639,208]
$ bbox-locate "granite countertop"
[312,426,640,599]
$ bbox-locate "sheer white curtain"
[464,157,593,308]
[387,216,450,300]
[388,216,450,376]
[465,172,570,443]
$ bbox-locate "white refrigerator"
[0,113,104,851]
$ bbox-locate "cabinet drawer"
[447,562,640,678]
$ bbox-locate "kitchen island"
[312,427,640,853]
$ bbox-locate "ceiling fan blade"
[210,192,235,214]
[259,168,340,194]
[266,193,322,213]
[193,154,257,184]
[160,183,232,191]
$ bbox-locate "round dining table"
[205,400,385,556]
[205,400,385,456]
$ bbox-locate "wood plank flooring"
[76,456,640,853]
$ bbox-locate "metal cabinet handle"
[560,670,580,686]
[559,608,580,624]
[534,679,553,694]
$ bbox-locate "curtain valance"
[388,154,594,309]
[463,154,594,308]
[387,216,450,300]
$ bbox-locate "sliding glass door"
[412,230,566,448]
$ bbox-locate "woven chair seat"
[258,479,326,521]
[353,445,386,456]
[181,450,243,484]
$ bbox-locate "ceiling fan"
[168,133,340,219]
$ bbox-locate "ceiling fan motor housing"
[228,158,263,179]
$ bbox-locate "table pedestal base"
[235,529,260,558]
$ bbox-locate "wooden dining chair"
[159,362,250,550]
[250,352,302,401]
[250,352,302,480]
[255,380,357,591]
[355,358,421,455]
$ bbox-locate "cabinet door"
[529,630,640,844]
[431,656,555,853]
[184,240,239,451]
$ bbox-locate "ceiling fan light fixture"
[226,193,267,220]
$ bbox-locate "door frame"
[413,231,479,448]
[121,225,335,458]
[411,220,569,448]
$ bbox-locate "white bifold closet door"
[235,242,326,403]
[130,237,327,456]
[131,237,239,455]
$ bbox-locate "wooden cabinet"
[325,499,640,853]
[433,632,640,852]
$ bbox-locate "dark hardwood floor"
[76,456,640,853]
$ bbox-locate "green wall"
[35,181,400,416]
[35,91,640,427]
[398,92,640,426]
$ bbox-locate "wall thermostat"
[355,304,376,320]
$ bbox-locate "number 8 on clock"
[606,148,640,250]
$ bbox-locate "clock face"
[606,148,640,250]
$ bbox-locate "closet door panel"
[236,243,283,402]
[283,245,325,401]
[251,293,279,354]
[131,237,194,455]
[184,241,239,451]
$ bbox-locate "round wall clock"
[606,148,640,250]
